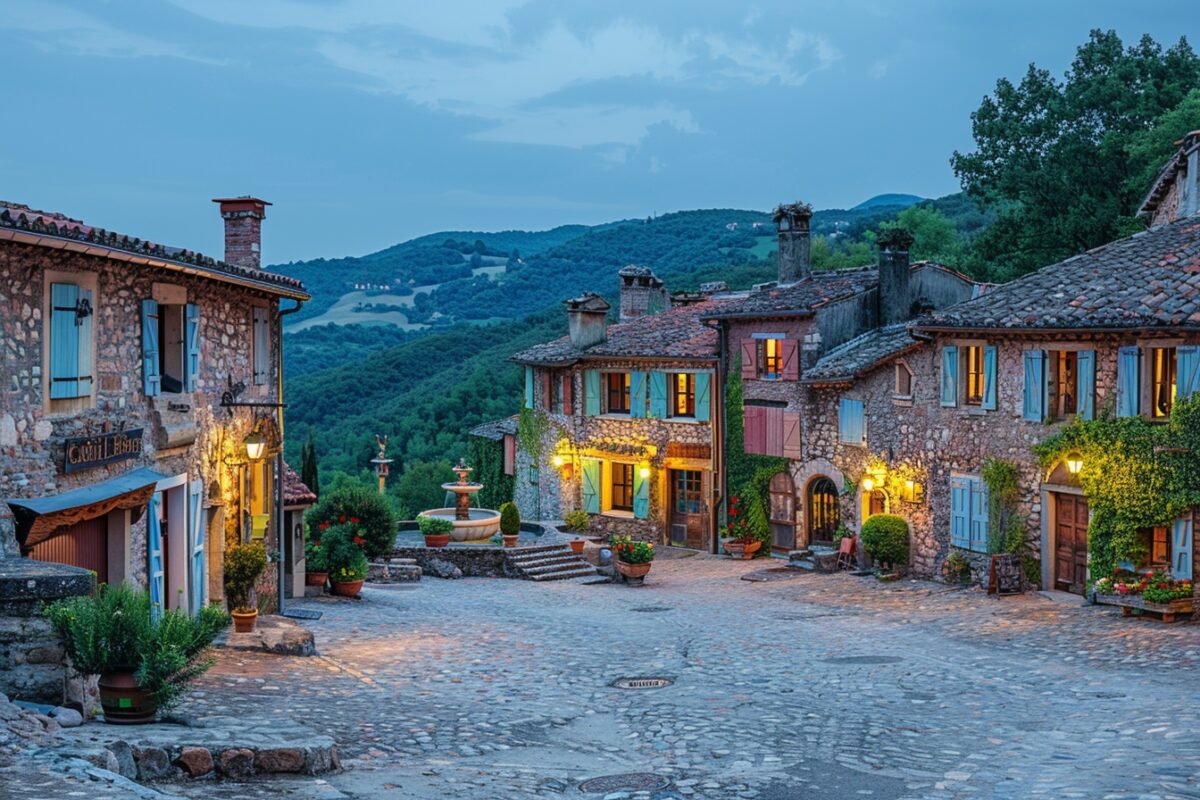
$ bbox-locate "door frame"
[805,475,841,546]
[667,467,708,551]
[1041,483,1086,591]
[155,473,189,612]
[768,471,796,553]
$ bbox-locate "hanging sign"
[64,429,144,473]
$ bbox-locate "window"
[894,363,912,398]
[1052,351,1077,417]
[942,344,996,410]
[252,306,270,386]
[757,338,783,379]
[561,374,574,415]
[141,294,199,397]
[838,398,865,446]
[610,462,634,511]
[672,373,695,417]
[806,477,840,544]
[673,470,702,514]
[47,280,94,404]
[963,345,984,405]
[605,372,631,414]
[744,405,799,457]
[1151,346,1177,418]
[950,476,988,553]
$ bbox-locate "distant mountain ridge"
[852,193,925,210]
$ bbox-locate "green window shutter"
[940,346,958,407]
[1117,346,1140,417]
[1178,346,1200,400]
[185,302,200,393]
[141,299,161,397]
[950,478,969,548]
[1076,350,1095,420]
[524,366,534,409]
[981,345,997,410]
[630,371,648,419]
[581,460,601,514]
[695,372,711,422]
[648,372,668,418]
[584,370,601,416]
[49,283,81,399]
[632,467,649,519]
[1022,350,1045,421]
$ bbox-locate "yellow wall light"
[861,476,875,492]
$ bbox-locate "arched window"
[807,477,840,544]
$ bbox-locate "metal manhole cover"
[820,655,902,665]
[631,606,673,613]
[611,676,674,689]
[579,772,671,793]
[280,608,322,620]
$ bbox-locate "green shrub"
[563,510,590,532]
[610,534,655,564]
[942,551,972,585]
[418,515,455,536]
[136,604,229,710]
[322,524,369,580]
[861,514,909,569]
[224,543,267,613]
[499,502,520,536]
[304,525,329,572]
[307,485,397,559]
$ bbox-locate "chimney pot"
[618,264,669,320]
[565,293,612,349]
[773,202,812,283]
[213,196,271,270]
[876,227,914,326]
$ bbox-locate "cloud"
[0,3,217,62]
[869,60,889,79]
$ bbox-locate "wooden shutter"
[1022,350,1045,421]
[185,302,200,393]
[148,491,164,621]
[542,370,554,411]
[1117,346,1140,417]
[780,339,799,380]
[77,288,94,397]
[584,370,601,416]
[968,479,988,552]
[562,374,573,415]
[838,398,865,445]
[648,372,668,418]
[1178,346,1200,400]
[502,435,515,475]
[188,478,206,616]
[1076,350,1095,421]
[252,306,270,386]
[743,406,763,454]
[940,346,958,407]
[695,372,711,422]
[49,283,81,399]
[630,371,648,419]
[581,460,601,514]
[141,299,161,396]
[524,366,534,409]
[783,411,801,459]
[950,478,969,548]
[632,467,649,519]
[740,339,757,380]
[981,345,997,410]
[1173,517,1193,580]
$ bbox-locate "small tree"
[224,543,267,613]
[307,485,397,559]
[499,502,521,536]
[300,432,320,500]
[860,514,909,571]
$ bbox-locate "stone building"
[509,275,729,551]
[0,195,309,648]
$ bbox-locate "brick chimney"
[773,202,812,283]
[618,265,669,320]
[213,196,271,270]
[876,227,914,326]
[564,293,611,349]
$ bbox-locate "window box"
[1094,593,1195,623]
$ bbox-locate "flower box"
[1094,592,1195,623]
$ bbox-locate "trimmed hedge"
[861,514,909,568]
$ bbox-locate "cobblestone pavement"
[20,556,1200,799]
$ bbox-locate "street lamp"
[1065,451,1084,476]
[243,429,266,462]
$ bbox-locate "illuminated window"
[962,346,984,405]
[605,372,631,414]
[672,373,695,417]
[757,339,783,379]
[1152,347,1177,418]
[610,462,634,511]
[1052,350,1077,419]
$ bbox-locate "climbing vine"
[1033,396,1200,581]
[724,356,788,536]
[517,407,551,467]
[467,436,514,511]
[980,457,1024,555]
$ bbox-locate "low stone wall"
[390,546,519,578]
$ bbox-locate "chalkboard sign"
[988,554,1023,595]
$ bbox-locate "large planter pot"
[616,560,652,579]
[231,608,258,633]
[725,540,762,560]
[305,571,329,587]
[331,579,364,598]
[502,534,519,548]
[424,534,451,548]
[1095,592,1195,623]
[98,670,157,725]
[569,539,586,555]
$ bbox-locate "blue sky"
[1,1,1195,263]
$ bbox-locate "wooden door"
[769,472,796,551]
[669,470,706,550]
[1054,493,1089,593]
[29,516,108,584]
[807,477,840,545]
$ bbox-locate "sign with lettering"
[988,553,1024,596]
[64,429,144,474]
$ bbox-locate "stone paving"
[9,554,1200,799]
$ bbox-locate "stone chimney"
[773,202,813,283]
[213,196,271,270]
[565,293,611,349]
[1141,131,1200,225]
[876,227,914,326]
[618,265,669,321]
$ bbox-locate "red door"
[29,516,108,584]
[1054,494,1089,593]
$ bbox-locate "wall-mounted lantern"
[861,476,875,492]
[552,454,565,469]
[639,464,652,480]
[1065,451,1084,476]
[243,428,266,462]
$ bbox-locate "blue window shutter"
[49,283,80,399]
[148,491,164,621]
[648,372,668,418]
[1177,346,1200,400]
[185,303,200,393]
[581,460,601,513]
[695,372,711,422]
[940,346,958,407]
[630,371,647,419]
[1022,350,1045,421]
[76,288,93,397]
[950,478,969,548]
[839,398,864,445]
[141,299,161,396]
[981,345,997,410]
[1117,346,1140,417]
[188,478,205,615]
[524,367,534,409]
[584,370,601,416]
[1173,518,1193,580]
[1076,350,1095,420]
[633,468,649,519]
[969,479,989,553]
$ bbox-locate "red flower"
[339,515,347,523]
[318,521,330,531]
[314,541,321,548]
[351,516,360,524]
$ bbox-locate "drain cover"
[280,608,322,620]
[631,606,672,613]
[579,772,671,793]
[611,676,674,689]
[820,655,902,665]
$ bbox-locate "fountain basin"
[418,508,501,542]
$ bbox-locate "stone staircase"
[507,544,600,582]
[367,557,421,583]
[787,546,838,573]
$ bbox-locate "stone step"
[510,543,574,557]
[367,562,422,583]
[788,559,816,571]
[522,560,596,577]
[375,557,418,566]
[787,549,813,561]
[511,553,583,569]
[528,564,599,582]
[509,548,575,564]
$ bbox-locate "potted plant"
[610,534,655,582]
[306,485,398,559]
[499,501,521,548]
[324,523,370,597]
[570,538,586,555]
[860,514,909,577]
[722,493,765,559]
[44,584,227,725]
[564,510,591,534]
[419,515,454,548]
[224,542,267,632]
[1094,570,1195,622]
[305,524,330,587]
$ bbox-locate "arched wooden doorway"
[768,472,796,552]
[807,477,840,545]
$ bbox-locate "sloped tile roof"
[700,267,878,318]
[916,217,1200,331]
[801,324,923,385]
[282,462,317,506]
[468,415,518,441]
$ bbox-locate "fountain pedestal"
[417,459,502,542]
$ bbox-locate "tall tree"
[300,432,320,499]
[952,30,1200,279]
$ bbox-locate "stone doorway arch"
[806,476,840,546]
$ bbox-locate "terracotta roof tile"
[802,324,922,385]
[282,462,317,506]
[468,416,518,440]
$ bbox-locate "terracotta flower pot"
[616,560,652,579]
[502,534,519,548]
[569,539,586,555]
[98,670,157,725]
[331,579,364,597]
[232,608,258,633]
[725,540,761,560]
[424,534,451,548]
[305,571,329,587]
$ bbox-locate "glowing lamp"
[243,429,266,462]
[552,455,565,468]
[1065,451,1083,475]
[861,477,875,492]
[639,466,651,479]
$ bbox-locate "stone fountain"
[417,458,502,542]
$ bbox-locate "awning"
[6,467,167,551]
